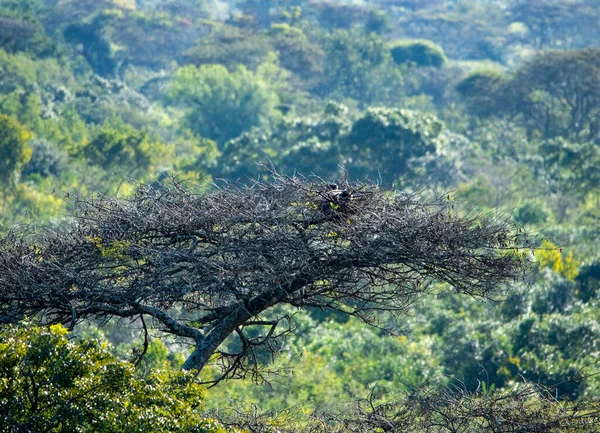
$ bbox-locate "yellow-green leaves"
[0,323,228,433]
[0,114,32,213]
[535,240,579,280]
[87,235,132,260]
[169,63,280,144]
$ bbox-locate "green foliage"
[0,0,52,54]
[22,139,64,178]
[317,29,404,105]
[8,180,65,224]
[63,6,201,76]
[0,0,43,22]
[396,5,507,61]
[513,200,551,226]
[535,240,579,281]
[365,9,391,34]
[576,260,600,303]
[390,39,448,68]
[1,0,600,429]
[0,114,32,212]
[455,68,508,117]
[0,49,74,111]
[186,22,324,85]
[208,313,445,413]
[538,139,600,198]
[171,130,219,178]
[513,48,600,140]
[459,49,600,141]
[268,24,325,81]
[64,20,118,78]
[509,0,599,50]
[136,338,186,372]
[237,0,276,27]
[185,25,271,71]
[410,277,600,399]
[343,107,444,184]
[0,323,227,433]
[82,122,167,177]
[169,63,280,144]
[219,101,349,179]
[219,103,463,187]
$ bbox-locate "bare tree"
[218,381,600,432]
[0,175,531,381]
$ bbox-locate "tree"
[267,24,325,82]
[218,104,464,188]
[64,13,119,78]
[316,29,404,106]
[184,26,271,72]
[22,139,63,179]
[0,114,32,214]
[0,0,44,22]
[168,63,280,144]
[82,124,164,178]
[237,0,279,28]
[63,6,202,77]
[341,107,445,185]
[455,68,510,118]
[218,102,350,180]
[509,0,598,50]
[457,49,600,142]
[184,23,324,83]
[0,175,530,382]
[218,384,600,433]
[0,323,227,432]
[398,7,505,61]
[0,17,37,53]
[390,39,447,68]
[0,0,50,55]
[527,139,600,219]
[511,49,600,141]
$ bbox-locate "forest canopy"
[0,0,599,431]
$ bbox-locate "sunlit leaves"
[0,323,228,433]
[169,63,280,144]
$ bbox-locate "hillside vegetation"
[0,1,599,431]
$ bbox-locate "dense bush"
[390,39,448,68]
[22,139,63,178]
[513,199,550,226]
[0,114,32,212]
[169,63,280,144]
[317,29,404,105]
[455,68,508,117]
[0,324,228,433]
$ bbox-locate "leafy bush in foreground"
[0,323,226,433]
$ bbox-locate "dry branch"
[0,175,532,380]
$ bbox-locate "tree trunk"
[182,306,253,371]
[181,277,307,371]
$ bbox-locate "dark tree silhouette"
[0,175,530,382]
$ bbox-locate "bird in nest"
[319,183,355,216]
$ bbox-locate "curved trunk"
[182,276,310,372]
[182,307,252,371]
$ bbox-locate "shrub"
[390,39,448,68]
[169,63,280,144]
[0,323,227,433]
[513,200,550,225]
[22,139,63,178]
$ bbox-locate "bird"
[319,184,354,217]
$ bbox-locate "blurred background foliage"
[0,0,599,428]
